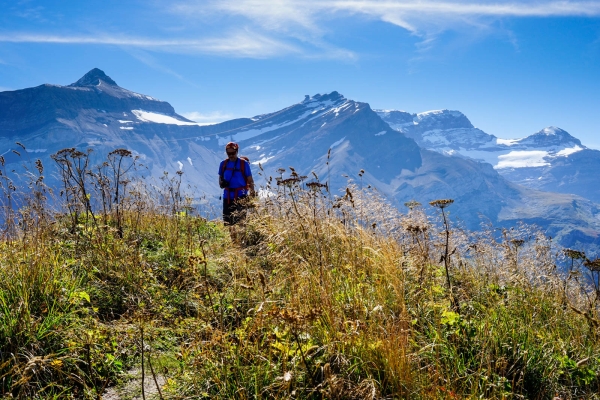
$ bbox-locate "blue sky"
[1,0,599,147]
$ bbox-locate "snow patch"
[541,127,561,135]
[132,110,199,126]
[219,109,313,145]
[496,138,521,146]
[252,156,275,165]
[330,137,346,149]
[555,145,583,157]
[177,161,183,170]
[120,127,134,130]
[187,157,193,166]
[375,131,387,136]
[25,149,47,153]
[496,151,550,169]
[119,120,133,124]
[416,109,464,119]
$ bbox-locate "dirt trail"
[102,368,166,400]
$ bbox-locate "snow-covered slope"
[377,109,600,203]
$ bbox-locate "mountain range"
[377,109,600,204]
[1,69,599,252]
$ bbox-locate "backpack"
[220,158,249,201]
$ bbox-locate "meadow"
[0,148,599,399]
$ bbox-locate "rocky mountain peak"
[302,91,346,105]
[70,68,118,87]
[521,126,582,147]
[414,109,474,130]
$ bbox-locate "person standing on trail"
[218,142,256,229]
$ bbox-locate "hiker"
[219,142,255,238]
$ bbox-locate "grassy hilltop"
[0,149,599,399]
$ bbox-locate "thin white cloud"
[125,49,203,88]
[181,111,236,125]
[187,0,600,35]
[167,0,600,60]
[0,30,302,58]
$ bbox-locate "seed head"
[35,159,43,174]
[563,248,586,260]
[584,259,600,272]
[109,148,132,157]
[404,200,421,210]
[429,199,454,209]
[510,239,525,248]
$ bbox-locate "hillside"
[0,170,599,398]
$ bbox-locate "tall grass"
[167,174,600,399]
[0,149,598,398]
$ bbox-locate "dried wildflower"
[35,159,43,174]
[15,142,25,149]
[563,249,586,260]
[108,148,132,157]
[510,239,525,248]
[55,148,75,157]
[306,182,328,190]
[268,307,321,325]
[406,225,427,233]
[0,155,4,166]
[429,199,454,209]
[277,168,286,174]
[584,259,600,272]
[277,177,300,186]
[344,187,353,200]
[404,200,421,210]
[12,150,20,157]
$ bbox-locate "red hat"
[225,142,239,151]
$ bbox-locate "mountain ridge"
[2,69,599,253]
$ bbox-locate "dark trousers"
[223,195,248,225]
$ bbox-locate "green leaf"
[441,310,460,326]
